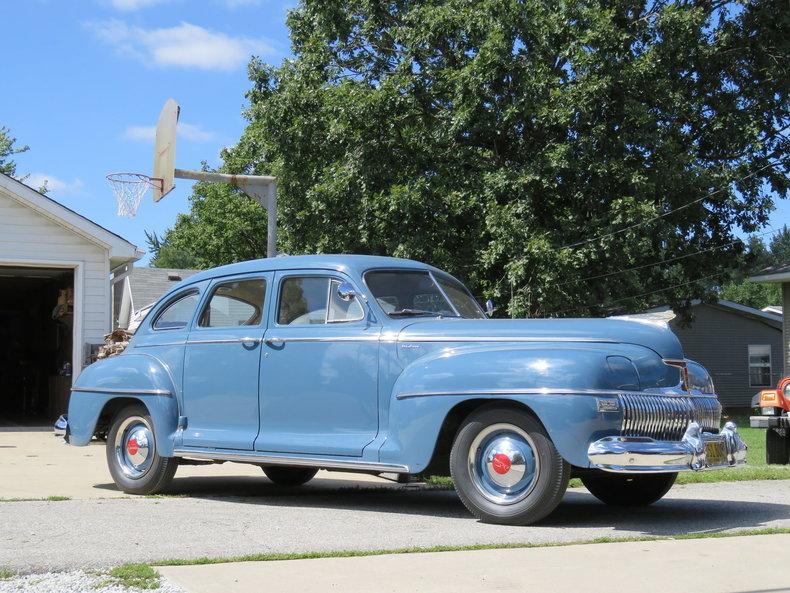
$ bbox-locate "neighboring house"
[615,299,783,409]
[0,173,141,422]
[750,264,790,380]
[112,266,200,330]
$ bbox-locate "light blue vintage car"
[64,255,746,525]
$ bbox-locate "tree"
[156,0,790,317]
[145,231,201,269]
[0,126,29,178]
[719,226,790,309]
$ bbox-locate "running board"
[172,448,410,474]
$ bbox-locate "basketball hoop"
[106,173,162,218]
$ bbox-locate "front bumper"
[750,415,790,429]
[587,421,747,473]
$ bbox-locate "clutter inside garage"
[0,266,74,423]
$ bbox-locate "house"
[615,300,783,409]
[750,265,790,377]
[0,173,141,422]
[112,266,200,330]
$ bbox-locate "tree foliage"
[719,226,790,309]
[0,126,29,178]
[155,0,789,317]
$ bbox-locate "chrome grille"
[618,394,721,441]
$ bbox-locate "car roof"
[179,254,442,287]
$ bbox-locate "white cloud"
[105,0,261,10]
[123,122,217,143]
[123,125,157,141]
[26,173,85,195]
[108,0,167,10]
[223,0,262,7]
[88,20,276,70]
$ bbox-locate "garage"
[0,173,140,425]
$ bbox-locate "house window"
[748,345,772,387]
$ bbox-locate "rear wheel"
[106,404,178,495]
[766,428,790,465]
[449,406,569,525]
[581,472,676,506]
[261,466,318,486]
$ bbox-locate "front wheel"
[106,404,178,495]
[450,406,570,525]
[581,472,677,506]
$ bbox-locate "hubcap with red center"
[468,423,539,504]
[114,417,154,479]
[491,453,512,475]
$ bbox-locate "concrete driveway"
[0,427,393,500]
[2,427,790,575]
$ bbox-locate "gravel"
[0,570,184,593]
[1,480,789,574]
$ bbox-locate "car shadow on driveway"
[94,476,790,535]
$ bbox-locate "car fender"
[67,353,180,455]
[380,345,629,470]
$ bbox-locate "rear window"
[153,291,199,330]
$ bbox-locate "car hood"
[397,317,683,360]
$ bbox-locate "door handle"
[240,337,262,347]
[264,337,284,346]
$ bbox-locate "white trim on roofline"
[642,298,782,326]
[0,173,142,263]
[750,271,790,283]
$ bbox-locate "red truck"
[751,377,790,464]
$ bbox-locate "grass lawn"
[673,415,790,485]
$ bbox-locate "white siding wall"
[0,191,110,378]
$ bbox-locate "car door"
[181,273,271,450]
[255,270,380,457]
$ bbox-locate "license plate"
[705,440,727,466]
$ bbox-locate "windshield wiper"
[389,309,456,318]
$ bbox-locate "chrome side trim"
[134,342,186,348]
[71,386,172,396]
[186,337,262,345]
[172,448,410,473]
[395,388,704,400]
[263,335,380,343]
[397,336,617,344]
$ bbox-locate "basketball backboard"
[152,98,179,201]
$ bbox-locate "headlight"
[783,382,790,400]
[685,360,715,394]
[762,406,777,415]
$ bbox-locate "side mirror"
[337,282,357,302]
[485,299,495,317]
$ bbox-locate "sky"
[3,0,789,266]
[3,0,293,264]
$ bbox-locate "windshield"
[365,270,486,319]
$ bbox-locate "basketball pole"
[173,169,278,258]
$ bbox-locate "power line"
[546,272,727,317]
[559,160,786,250]
[550,226,781,288]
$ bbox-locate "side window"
[278,276,364,325]
[748,345,772,387]
[153,291,200,330]
[199,279,266,328]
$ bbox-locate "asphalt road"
[2,479,789,573]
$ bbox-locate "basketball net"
[106,173,159,218]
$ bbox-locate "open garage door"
[0,266,75,424]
